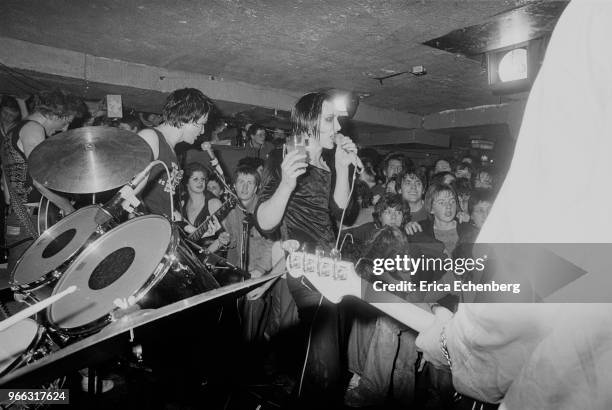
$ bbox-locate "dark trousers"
[287,274,348,407]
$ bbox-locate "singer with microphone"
[255,90,360,406]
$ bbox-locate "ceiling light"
[498,48,527,82]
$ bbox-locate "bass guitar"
[285,248,435,333]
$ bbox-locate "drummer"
[135,88,214,219]
[1,90,82,272]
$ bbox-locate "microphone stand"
[184,237,251,279]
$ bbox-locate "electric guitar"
[285,249,435,333]
[187,196,237,242]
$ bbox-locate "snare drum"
[0,318,56,377]
[10,205,115,302]
[47,214,219,338]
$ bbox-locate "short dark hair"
[162,88,213,127]
[355,180,373,208]
[455,162,473,174]
[233,165,261,188]
[0,95,20,114]
[400,171,425,187]
[31,89,82,118]
[430,171,456,186]
[291,90,334,140]
[424,183,458,214]
[237,156,264,169]
[246,124,266,138]
[453,177,472,196]
[381,153,406,174]
[468,189,494,214]
[372,193,410,228]
[118,113,143,131]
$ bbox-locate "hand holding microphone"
[334,133,363,172]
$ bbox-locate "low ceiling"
[0,0,567,115]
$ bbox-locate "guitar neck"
[188,200,235,241]
[287,251,435,333]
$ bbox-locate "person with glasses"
[136,88,213,218]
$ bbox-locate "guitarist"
[1,90,81,272]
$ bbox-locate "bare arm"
[133,128,159,195]
[256,150,307,231]
[21,123,75,214]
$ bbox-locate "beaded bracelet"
[440,326,452,369]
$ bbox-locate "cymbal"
[28,126,153,194]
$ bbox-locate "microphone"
[201,142,224,177]
[101,162,156,220]
[333,134,363,172]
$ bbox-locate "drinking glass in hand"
[284,134,308,161]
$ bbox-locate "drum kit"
[0,126,279,388]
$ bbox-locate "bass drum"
[10,205,115,302]
[0,318,57,377]
[46,214,220,338]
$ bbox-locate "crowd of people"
[0,86,500,408]
[1,1,611,408]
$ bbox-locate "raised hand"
[280,149,308,191]
[334,133,359,169]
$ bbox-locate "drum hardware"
[184,237,251,280]
[10,205,117,303]
[0,319,59,378]
[240,218,250,271]
[0,286,77,333]
[0,274,283,388]
[45,215,219,339]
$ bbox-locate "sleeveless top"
[2,120,42,205]
[1,120,42,237]
[181,196,215,246]
[140,129,183,217]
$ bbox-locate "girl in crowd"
[256,90,359,406]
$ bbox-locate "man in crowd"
[398,171,428,222]
[223,164,273,278]
[246,123,274,159]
